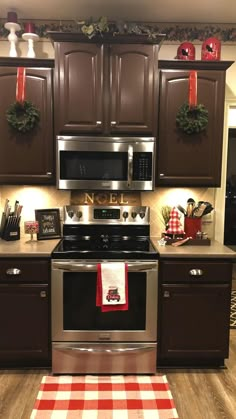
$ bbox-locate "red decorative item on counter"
[184,217,202,239]
[24,22,36,34]
[177,42,195,60]
[166,207,184,236]
[201,37,221,61]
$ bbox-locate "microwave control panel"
[133,152,152,180]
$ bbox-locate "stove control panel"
[64,205,150,225]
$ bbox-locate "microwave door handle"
[127,145,133,187]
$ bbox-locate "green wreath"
[6,100,40,133]
[176,103,208,135]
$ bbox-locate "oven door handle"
[52,261,157,272]
[56,345,155,354]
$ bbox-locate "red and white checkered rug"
[30,374,179,419]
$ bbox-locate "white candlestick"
[22,33,39,58]
[4,22,21,57]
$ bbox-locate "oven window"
[60,151,128,181]
[63,272,146,330]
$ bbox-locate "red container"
[184,217,202,239]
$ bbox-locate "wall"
[0,37,235,240]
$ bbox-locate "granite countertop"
[0,237,60,257]
[151,237,236,259]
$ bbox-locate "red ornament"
[201,37,221,61]
[177,42,195,60]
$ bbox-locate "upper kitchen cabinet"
[156,60,234,187]
[50,33,162,135]
[0,58,54,185]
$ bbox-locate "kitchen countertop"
[151,237,236,259]
[0,238,60,257]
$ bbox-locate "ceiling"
[1,0,236,24]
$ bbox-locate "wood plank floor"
[0,330,236,419]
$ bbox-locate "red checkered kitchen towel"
[30,375,179,419]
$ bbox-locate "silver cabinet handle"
[46,172,52,176]
[163,290,170,298]
[159,173,165,177]
[189,269,203,276]
[96,121,102,126]
[6,268,21,275]
[111,121,117,126]
[40,291,47,298]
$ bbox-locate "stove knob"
[131,211,137,219]
[76,210,82,220]
[139,211,146,219]
[123,211,129,220]
[68,210,74,219]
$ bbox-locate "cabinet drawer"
[160,260,232,283]
[0,259,50,283]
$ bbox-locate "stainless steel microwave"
[56,136,155,191]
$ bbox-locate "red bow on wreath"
[175,70,208,135]
[16,67,26,103]
[6,67,40,134]
[189,70,197,107]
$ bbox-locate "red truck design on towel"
[106,287,120,302]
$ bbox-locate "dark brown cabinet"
[0,258,51,367]
[156,60,234,187]
[0,57,54,184]
[158,259,232,367]
[52,34,159,135]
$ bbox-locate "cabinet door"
[54,42,104,133]
[156,69,226,186]
[0,284,49,366]
[0,67,54,184]
[110,44,158,134]
[159,283,231,363]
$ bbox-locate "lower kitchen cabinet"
[157,259,232,367]
[0,258,51,367]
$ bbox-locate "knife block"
[1,225,20,241]
[0,213,20,241]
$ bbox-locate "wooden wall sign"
[71,191,141,206]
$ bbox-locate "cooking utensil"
[186,198,195,217]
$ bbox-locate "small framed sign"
[35,208,61,240]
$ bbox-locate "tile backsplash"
[0,185,215,239]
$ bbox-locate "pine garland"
[176,103,208,135]
[6,100,40,133]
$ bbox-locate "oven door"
[51,260,158,343]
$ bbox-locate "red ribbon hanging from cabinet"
[16,67,26,103]
[188,70,197,107]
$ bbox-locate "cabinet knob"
[96,121,102,126]
[189,269,203,276]
[46,172,52,176]
[163,290,170,298]
[40,291,47,298]
[6,268,21,275]
[111,121,117,126]
[159,173,165,177]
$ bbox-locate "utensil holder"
[184,217,202,239]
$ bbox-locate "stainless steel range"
[51,205,159,374]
